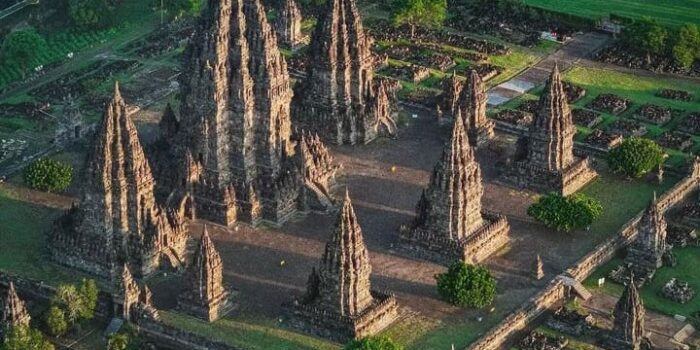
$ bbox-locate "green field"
[523,0,700,27]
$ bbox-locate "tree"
[1,28,46,76]
[0,326,54,350]
[23,159,73,193]
[345,336,404,350]
[159,0,203,19]
[78,279,98,321]
[68,0,109,28]
[435,261,496,308]
[672,23,700,69]
[527,193,603,232]
[107,333,129,350]
[391,0,447,38]
[608,137,666,178]
[622,17,668,63]
[44,306,68,337]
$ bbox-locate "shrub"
[68,0,110,28]
[608,137,666,178]
[51,279,98,328]
[107,333,129,350]
[0,326,54,350]
[435,261,496,308]
[527,193,603,232]
[23,159,73,193]
[44,306,68,337]
[345,336,404,350]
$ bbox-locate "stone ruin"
[656,131,694,152]
[49,84,189,282]
[178,226,230,322]
[114,265,160,323]
[456,69,495,146]
[680,186,700,228]
[666,224,697,248]
[588,94,631,115]
[0,138,27,163]
[400,117,510,265]
[150,0,339,227]
[681,112,700,135]
[571,108,602,128]
[545,306,595,337]
[519,331,568,350]
[661,278,695,304]
[500,65,597,196]
[624,195,667,282]
[607,119,647,137]
[657,89,693,102]
[634,104,673,125]
[290,191,399,341]
[605,274,653,350]
[583,129,623,150]
[291,0,397,145]
[0,282,31,340]
[274,0,305,49]
[53,94,87,146]
[297,132,340,212]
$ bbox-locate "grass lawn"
[584,246,700,318]
[523,0,700,28]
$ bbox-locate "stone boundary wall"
[135,318,243,350]
[465,169,699,350]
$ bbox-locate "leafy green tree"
[78,279,99,321]
[44,306,68,337]
[345,336,404,350]
[435,261,496,308]
[622,17,668,62]
[158,0,203,18]
[0,326,54,350]
[1,28,46,76]
[608,137,666,178]
[107,333,129,350]
[68,0,109,28]
[391,0,447,38]
[527,193,603,232]
[23,159,73,193]
[672,23,700,69]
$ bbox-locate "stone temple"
[291,0,395,145]
[606,274,649,350]
[274,0,305,49]
[501,64,597,195]
[625,195,667,283]
[290,191,399,341]
[1,282,31,340]
[400,116,510,264]
[50,84,188,281]
[457,69,495,146]
[178,226,230,322]
[151,0,338,227]
[114,265,160,322]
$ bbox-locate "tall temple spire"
[50,84,188,280]
[610,274,645,349]
[415,116,484,240]
[178,226,230,321]
[295,191,398,340]
[625,195,667,281]
[1,282,31,338]
[292,0,388,145]
[274,0,304,48]
[527,63,575,171]
[457,69,494,145]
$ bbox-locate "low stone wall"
[135,318,243,350]
[466,167,699,350]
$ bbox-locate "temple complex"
[400,117,510,264]
[0,282,31,340]
[152,0,338,227]
[625,195,668,282]
[606,275,649,350]
[49,84,188,281]
[291,191,398,341]
[456,69,494,146]
[178,226,230,322]
[500,65,597,195]
[291,0,395,145]
[114,265,160,322]
[274,0,305,49]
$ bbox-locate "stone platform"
[501,156,598,196]
[289,291,399,342]
[399,211,510,265]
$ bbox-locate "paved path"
[488,32,611,106]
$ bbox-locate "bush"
[527,193,603,232]
[671,23,700,69]
[608,137,666,178]
[435,261,496,308]
[23,159,73,193]
[68,0,110,28]
[44,306,68,337]
[1,28,46,75]
[345,336,404,350]
[107,333,129,350]
[0,326,54,350]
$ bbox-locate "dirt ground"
[145,106,628,341]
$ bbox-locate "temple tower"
[625,195,667,282]
[1,283,31,340]
[609,275,646,350]
[456,69,494,145]
[274,0,305,48]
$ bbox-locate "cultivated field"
[523,0,700,27]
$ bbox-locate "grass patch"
[0,117,35,131]
[160,311,341,350]
[523,0,700,28]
